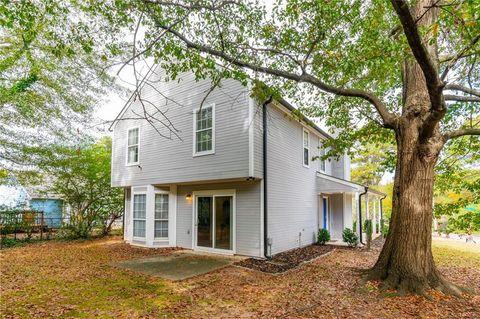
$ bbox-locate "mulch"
[235,244,349,273]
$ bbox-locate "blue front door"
[323,197,328,230]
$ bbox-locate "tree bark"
[368,0,466,296]
[367,131,459,295]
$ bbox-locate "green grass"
[432,239,480,268]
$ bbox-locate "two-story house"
[110,68,384,258]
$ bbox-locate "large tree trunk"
[368,0,464,296]
[367,130,459,295]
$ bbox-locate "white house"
[110,68,384,257]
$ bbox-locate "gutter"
[263,96,273,259]
[358,186,368,245]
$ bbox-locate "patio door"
[195,193,234,253]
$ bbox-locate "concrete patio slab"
[113,251,236,281]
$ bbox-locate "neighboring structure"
[26,186,64,228]
[0,179,64,228]
[110,68,384,257]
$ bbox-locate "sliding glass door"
[195,195,233,252]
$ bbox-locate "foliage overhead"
[0,0,126,170]
[81,0,480,158]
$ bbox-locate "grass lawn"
[1,237,479,318]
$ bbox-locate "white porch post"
[378,198,382,231]
[372,196,377,234]
[365,193,370,221]
[145,185,155,247]
[356,192,362,235]
[168,185,177,247]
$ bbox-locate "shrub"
[317,228,330,245]
[342,228,358,247]
[0,237,19,248]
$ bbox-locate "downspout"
[379,194,386,222]
[379,194,386,234]
[358,186,368,245]
[122,188,126,238]
[263,96,273,259]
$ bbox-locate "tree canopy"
[0,0,125,170]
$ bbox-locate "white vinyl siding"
[154,193,169,238]
[303,129,310,168]
[112,71,250,187]
[133,194,146,238]
[127,127,139,165]
[194,104,214,156]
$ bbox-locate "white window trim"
[192,103,215,157]
[153,190,169,241]
[302,128,310,168]
[131,191,147,240]
[191,189,236,255]
[126,126,140,166]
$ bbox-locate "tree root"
[364,267,472,298]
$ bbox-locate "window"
[194,104,214,155]
[319,142,326,173]
[303,129,310,167]
[127,128,139,165]
[133,194,146,238]
[154,193,169,238]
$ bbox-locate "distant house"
[25,186,64,228]
[0,178,64,228]
[110,68,385,257]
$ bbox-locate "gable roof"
[274,97,332,140]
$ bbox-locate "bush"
[317,228,330,245]
[342,228,358,247]
[0,237,19,248]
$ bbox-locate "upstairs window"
[319,143,326,173]
[194,104,214,155]
[303,128,310,168]
[127,127,139,165]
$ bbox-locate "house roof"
[275,97,332,139]
[316,172,386,196]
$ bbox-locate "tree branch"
[390,0,444,111]
[440,34,480,81]
[152,22,397,128]
[142,0,240,11]
[444,95,480,102]
[444,84,480,98]
[444,128,480,140]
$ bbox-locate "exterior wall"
[30,199,63,228]
[343,193,353,230]
[112,70,251,187]
[264,103,321,255]
[329,194,344,240]
[124,188,131,241]
[176,180,262,257]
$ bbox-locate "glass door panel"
[197,196,213,248]
[214,196,232,250]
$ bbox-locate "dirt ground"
[1,236,479,318]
